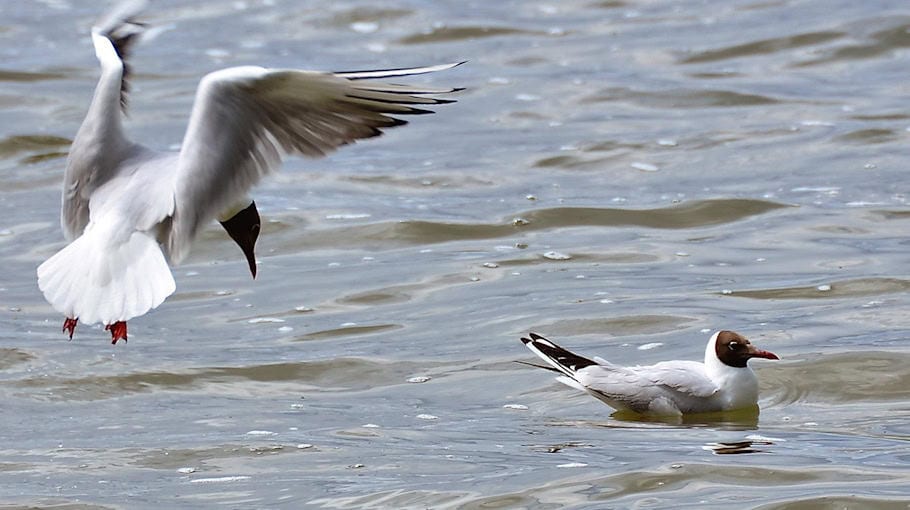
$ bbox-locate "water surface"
[1,0,909,508]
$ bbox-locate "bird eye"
[728,341,739,350]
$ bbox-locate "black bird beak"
[219,201,260,279]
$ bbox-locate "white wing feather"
[165,63,462,262]
[636,360,720,397]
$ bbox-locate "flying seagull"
[520,330,779,415]
[37,0,463,343]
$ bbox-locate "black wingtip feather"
[522,332,599,373]
[335,61,467,79]
[104,16,147,112]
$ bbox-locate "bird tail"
[520,333,600,381]
[37,228,175,326]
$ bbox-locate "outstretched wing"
[62,0,149,240]
[93,0,148,110]
[165,63,463,262]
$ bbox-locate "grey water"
[1,0,909,508]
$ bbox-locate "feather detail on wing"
[165,63,462,263]
[520,332,600,378]
[334,62,466,80]
[521,333,721,414]
[575,361,720,414]
[62,1,150,241]
[636,361,719,398]
[92,0,148,110]
[520,333,653,410]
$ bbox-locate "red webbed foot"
[62,317,78,340]
[105,321,128,344]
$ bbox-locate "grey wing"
[575,361,718,411]
[165,63,462,262]
[637,361,719,398]
[575,364,672,410]
[61,1,148,240]
[93,0,147,110]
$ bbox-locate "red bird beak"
[748,346,780,360]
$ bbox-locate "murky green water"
[1,0,909,508]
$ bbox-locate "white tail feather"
[555,375,588,392]
[37,229,175,325]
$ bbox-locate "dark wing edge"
[93,0,149,111]
[334,61,467,81]
[520,333,600,379]
[166,64,462,264]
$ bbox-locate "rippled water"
[1,0,909,508]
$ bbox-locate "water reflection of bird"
[521,330,779,415]
[36,0,462,343]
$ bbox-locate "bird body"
[37,0,462,343]
[521,330,779,415]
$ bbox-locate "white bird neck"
[704,331,759,407]
[704,330,760,380]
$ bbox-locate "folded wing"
[637,361,719,398]
[522,333,720,413]
[573,361,717,410]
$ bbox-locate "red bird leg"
[105,321,128,344]
[62,317,78,339]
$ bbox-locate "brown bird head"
[713,330,779,368]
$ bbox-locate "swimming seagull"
[36,0,463,344]
[520,330,779,415]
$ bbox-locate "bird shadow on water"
[544,406,779,455]
[587,405,760,429]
